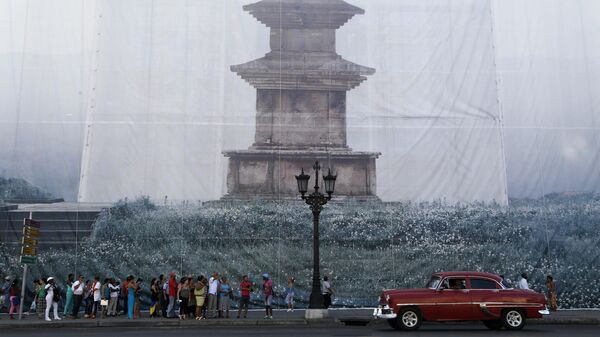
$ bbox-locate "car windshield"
[426,275,441,289]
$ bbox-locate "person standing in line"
[207,272,219,319]
[44,277,61,321]
[322,276,334,309]
[218,277,232,318]
[35,279,46,319]
[519,273,530,290]
[177,277,190,320]
[2,276,11,313]
[114,281,122,315]
[126,277,136,319]
[63,274,74,317]
[30,279,38,316]
[134,278,143,319]
[8,279,21,320]
[167,272,177,318]
[161,275,169,318]
[100,278,110,318]
[107,279,119,317]
[262,273,273,319]
[83,280,93,318]
[156,275,164,317]
[194,276,207,320]
[149,278,158,317]
[122,276,132,316]
[237,275,252,319]
[90,276,101,319]
[187,276,196,319]
[201,277,209,319]
[71,275,85,319]
[285,277,295,312]
[546,275,558,311]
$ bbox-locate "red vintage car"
[374,271,549,331]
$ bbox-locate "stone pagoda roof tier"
[243,0,364,29]
[231,52,375,91]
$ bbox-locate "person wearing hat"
[44,277,61,321]
[262,273,273,319]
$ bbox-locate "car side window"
[441,278,466,290]
[470,278,498,289]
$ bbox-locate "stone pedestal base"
[305,309,329,320]
[222,149,380,200]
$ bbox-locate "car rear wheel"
[397,307,422,330]
[482,319,503,330]
[502,309,526,330]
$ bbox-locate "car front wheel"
[502,309,526,330]
[397,307,422,330]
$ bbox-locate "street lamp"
[295,161,337,313]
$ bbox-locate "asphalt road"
[1,324,598,337]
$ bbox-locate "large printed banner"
[1,0,600,309]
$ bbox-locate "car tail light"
[379,292,389,305]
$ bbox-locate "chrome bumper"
[538,308,550,315]
[373,305,397,319]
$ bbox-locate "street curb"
[531,318,600,325]
[1,317,598,329]
[0,318,337,329]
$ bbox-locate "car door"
[434,277,472,320]
[469,277,501,320]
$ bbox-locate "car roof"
[432,271,502,282]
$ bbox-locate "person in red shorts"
[237,275,252,319]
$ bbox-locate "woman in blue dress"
[127,278,136,319]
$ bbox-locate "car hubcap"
[402,311,418,327]
[506,310,522,327]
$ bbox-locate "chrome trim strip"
[479,304,501,318]
[396,302,543,307]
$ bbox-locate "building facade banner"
[1,0,600,309]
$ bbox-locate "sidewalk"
[0,309,598,329]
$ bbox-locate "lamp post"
[295,161,337,314]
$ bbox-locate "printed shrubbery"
[2,194,599,308]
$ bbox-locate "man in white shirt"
[207,272,219,318]
[107,279,120,317]
[518,273,530,290]
[71,275,85,318]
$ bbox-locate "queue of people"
[1,271,334,321]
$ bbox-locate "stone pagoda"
[223,0,380,200]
